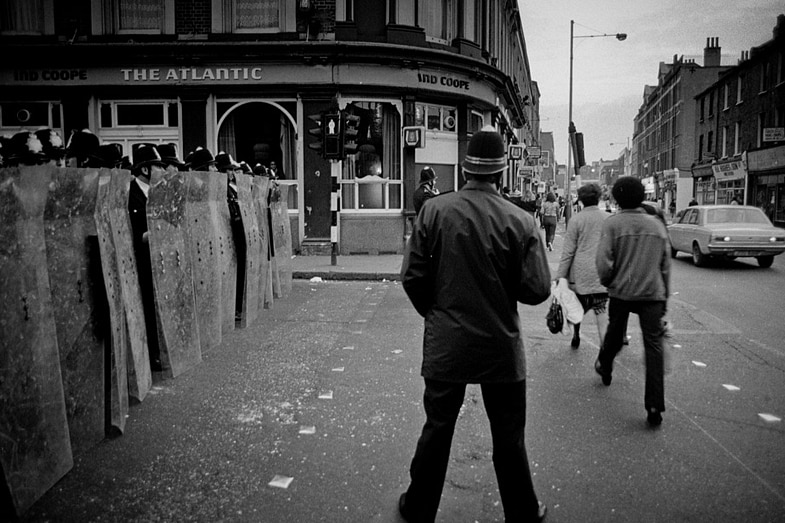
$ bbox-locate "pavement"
[18,220,785,522]
[291,253,404,282]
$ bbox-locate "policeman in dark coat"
[128,144,167,371]
[399,126,551,522]
[413,166,439,215]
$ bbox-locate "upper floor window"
[708,91,715,117]
[760,62,770,93]
[92,0,174,35]
[733,122,740,156]
[420,0,455,44]
[723,84,729,110]
[736,76,743,104]
[0,0,54,35]
[777,52,784,85]
[212,0,294,34]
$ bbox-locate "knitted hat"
[462,125,508,176]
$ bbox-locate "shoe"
[594,358,612,386]
[537,501,548,521]
[647,409,663,427]
[571,334,580,349]
[398,493,413,522]
[622,335,630,346]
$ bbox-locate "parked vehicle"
[667,205,785,268]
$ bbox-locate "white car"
[667,205,785,268]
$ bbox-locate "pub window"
[340,101,402,211]
[0,0,54,35]
[415,103,457,133]
[0,101,61,130]
[99,101,178,128]
[92,0,174,35]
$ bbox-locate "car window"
[687,210,699,225]
[706,208,771,224]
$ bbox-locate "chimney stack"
[704,37,721,67]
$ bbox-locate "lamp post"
[566,20,626,226]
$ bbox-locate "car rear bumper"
[707,245,785,257]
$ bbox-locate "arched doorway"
[216,100,297,182]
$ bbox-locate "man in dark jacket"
[399,126,551,522]
[595,176,671,427]
[413,166,439,215]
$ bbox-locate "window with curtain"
[119,0,163,31]
[235,0,279,31]
[420,0,454,43]
[341,102,402,211]
[1,0,43,34]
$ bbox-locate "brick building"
[693,15,785,226]
[0,0,540,254]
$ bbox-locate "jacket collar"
[460,179,500,195]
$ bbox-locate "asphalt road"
[21,262,785,522]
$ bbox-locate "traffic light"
[573,132,586,168]
[343,111,361,155]
[307,112,324,154]
[323,112,343,160]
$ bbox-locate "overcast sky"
[519,0,784,165]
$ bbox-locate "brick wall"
[176,0,212,35]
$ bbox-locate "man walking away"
[399,125,551,522]
[594,176,671,427]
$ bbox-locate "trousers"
[600,298,666,412]
[404,379,540,522]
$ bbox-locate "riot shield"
[215,176,237,336]
[270,182,293,297]
[185,172,222,353]
[250,176,271,313]
[43,166,111,449]
[97,169,152,404]
[235,174,261,327]
[0,165,73,517]
[146,170,202,377]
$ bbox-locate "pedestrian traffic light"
[307,112,324,154]
[343,111,361,155]
[323,112,343,160]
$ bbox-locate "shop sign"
[663,169,678,182]
[711,157,747,180]
[763,128,785,142]
[642,176,655,193]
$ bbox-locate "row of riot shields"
[0,165,291,518]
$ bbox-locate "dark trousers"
[542,215,557,245]
[404,379,539,522]
[600,298,666,412]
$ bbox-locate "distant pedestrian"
[399,125,550,522]
[595,176,671,427]
[555,183,609,350]
[413,166,440,215]
[688,198,698,207]
[541,192,560,251]
[668,199,676,217]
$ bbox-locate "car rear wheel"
[757,255,774,268]
[692,243,708,267]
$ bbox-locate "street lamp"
[566,20,627,226]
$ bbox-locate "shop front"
[748,145,785,227]
[2,59,512,255]
[712,155,748,205]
